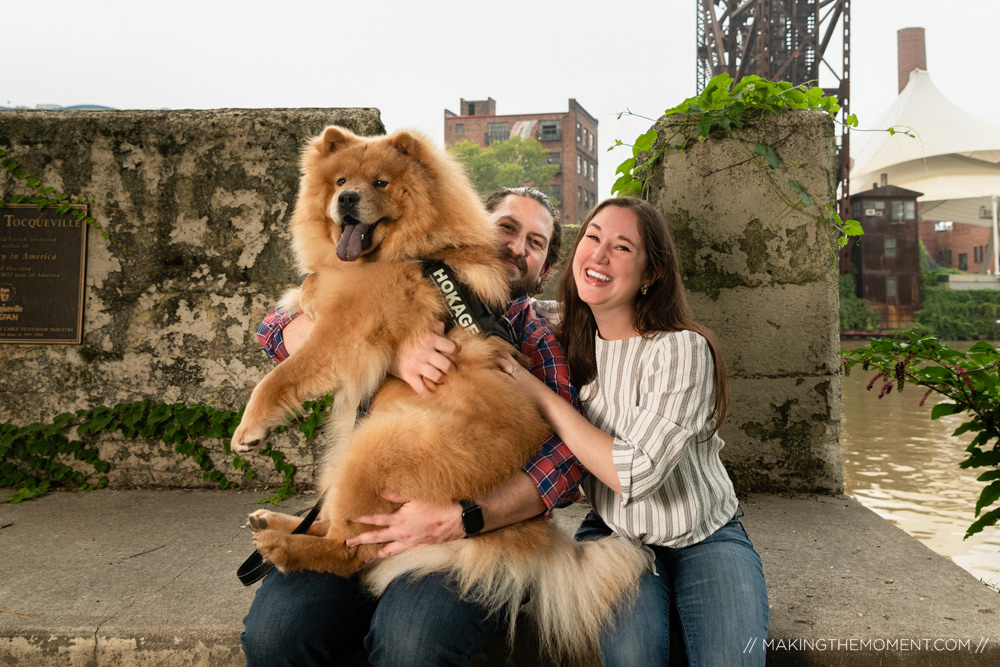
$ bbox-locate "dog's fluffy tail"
[362,518,652,663]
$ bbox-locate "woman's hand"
[390,321,458,395]
[494,352,547,401]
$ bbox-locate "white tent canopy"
[850,68,1000,272]
[851,68,1000,195]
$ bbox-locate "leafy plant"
[839,266,880,332]
[912,258,1000,340]
[843,335,1000,538]
[610,74,864,249]
[449,136,560,201]
[1,396,333,504]
[0,147,121,247]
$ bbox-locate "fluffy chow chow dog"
[233,126,649,661]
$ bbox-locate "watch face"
[462,501,484,535]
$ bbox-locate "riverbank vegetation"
[843,336,1000,540]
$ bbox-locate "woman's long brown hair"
[555,197,730,432]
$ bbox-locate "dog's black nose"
[339,191,360,208]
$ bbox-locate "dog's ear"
[387,131,421,161]
[318,126,360,155]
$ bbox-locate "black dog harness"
[237,260,515,586]
[421,259,517,347]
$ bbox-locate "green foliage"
[449,136,559,200]
[0,147,121,247]
[1,396,334,504]
[912,263,1000,340]
[843,335,1000,538]
[839,267,879,331]
[610,74,863,250]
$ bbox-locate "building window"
[886,277,898,301]
[577,155,582,175]
[455,123,464,135]
[960,253,968,271]
[468,103,476,115]
[590,163,595,182]
[891,201,904,221]
[577,187,582,204]
[539,120,560,141]
[884,237,896,258]
[547,152,561,165]
[547,185,561,202]
[486,122,509,144]
[589,133,595,150]
[905,201,916,220]
[577,122,581,142]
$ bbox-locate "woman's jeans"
[576,511,769,667]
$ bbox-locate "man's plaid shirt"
[255,294,584,512]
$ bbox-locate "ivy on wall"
[0,395,332,504]
[610,73,866,250]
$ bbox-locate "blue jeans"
[241,569,499,666]
[576,511,769,667]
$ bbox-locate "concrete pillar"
[644,110,843,493]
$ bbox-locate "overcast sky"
[5,1,997,199]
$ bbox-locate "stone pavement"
[0,489,996,666]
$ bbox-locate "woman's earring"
[640,284,649,296]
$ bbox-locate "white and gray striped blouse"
[579,329,738,548]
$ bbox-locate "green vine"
[0,395,333,505]
[0,146,123,249]
[611,73,864,249]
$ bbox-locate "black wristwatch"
[459,499,484,537]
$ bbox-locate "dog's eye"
[337,178,346,186]
[374,179,389,188]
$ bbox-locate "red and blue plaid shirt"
[256,295,584,511]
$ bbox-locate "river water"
[840,340,1000,586]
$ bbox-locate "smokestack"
[897,27,927,93]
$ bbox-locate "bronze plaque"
[0,204,88,344]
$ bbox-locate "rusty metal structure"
[696,0,852,212]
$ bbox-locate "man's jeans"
[576,511,770,667]
[241,569,498,666]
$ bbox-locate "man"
[242,186,583,667]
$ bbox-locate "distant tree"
[449,136,559,202]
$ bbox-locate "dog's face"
[296,127,452,266]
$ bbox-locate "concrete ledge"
[1,490,996,666]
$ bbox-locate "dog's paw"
[231,422,267,453]
[247,510,272,532]
[253,529,292,569]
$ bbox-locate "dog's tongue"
[337,222,374,262]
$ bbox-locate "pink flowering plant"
[843,334,1000,538]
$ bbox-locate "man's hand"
[345,491,465,560]
[389,321,458,395]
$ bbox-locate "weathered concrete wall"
[0,108,384,488]
[1,108,842,495]
[644,110,843,493]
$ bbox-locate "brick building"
[919,219,992,273]
[444,98,598,225]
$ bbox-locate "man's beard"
[508,276,536,300]
[504,252,537,299]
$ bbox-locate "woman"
[497,197,768,666]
